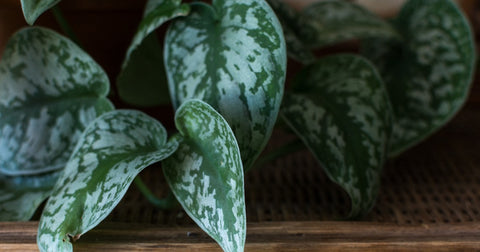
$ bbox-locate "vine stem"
[134,177,179,210]
[51,6,82,46]
[250,139,306,171]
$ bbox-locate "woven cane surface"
[104,104,480,226]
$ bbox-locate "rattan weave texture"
[106,104,480,226]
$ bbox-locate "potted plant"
[0,0,475,251]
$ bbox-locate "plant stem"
[51,6,82,47]
[251,139,306,171]
[133,177,179,210]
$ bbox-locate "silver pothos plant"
[0,0,475,251]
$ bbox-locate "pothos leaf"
[117,34,172,107]
[266,0,315,64]
[144,0,172,17]
[362,0,475,156]
[20,0,61,25]
[0,171,60,221]
[163,100,246,252]
[281,55,393,218]
[37,110,179,252]
[165,0,287,169]
[122,0,190,66]
[0,27,114,176]
[117,0,190,107]
[297,0,399,48]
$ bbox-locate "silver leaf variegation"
[297,0,399,49]
[281,55,393,218]
[0,171,60,221]
[0,27,114,176]
[165,0,287,169]
[363,0,476,156]
[37,110,179,252]
[163,100,246,252]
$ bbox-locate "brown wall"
[0,1,145,80]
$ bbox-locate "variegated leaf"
[266,0,315,64]
[117,0,190,107]
[165,0,287,169]
[163,100,246,252]
[362,0,475,156]
[37,110,179,252]
[144,0,172,17]
[298,0,399,48]
[122,0,190,66]
[0,171,60,221]
[281,55,393,218]
[0,27,114,176]
[21,0,61,25]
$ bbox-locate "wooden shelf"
[2,221,480,251]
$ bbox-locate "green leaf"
[163,100,246,252]
[117,0,190,107]
[281,55,393,218]
[0,171,60,221]
[362,0,476,156]
[37,110,179,252]
[117,34,172,107]
[165,0,287,169]
[123,0,190,65]
[144,0,171,17]
[0,27,114,176]
[297,0,399,48]
[21,0,61,25]
[266,0,315,64]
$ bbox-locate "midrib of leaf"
[86,137,170,170]
[187,2,258,112]
[201,14,224,110]
[54,147,169,239]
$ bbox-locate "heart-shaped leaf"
[117,0,190,107]
[297,0,399,48]
[0,27,114,176]
[266,0,315,64]
[163,99,246,252]
[21,0,61,25]
[37,110,179,252]
[281,55,393,218]
[0,171,60,221]
[165,0,287,169]
[362,0,475,156]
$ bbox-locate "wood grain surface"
[1,221,480,251]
